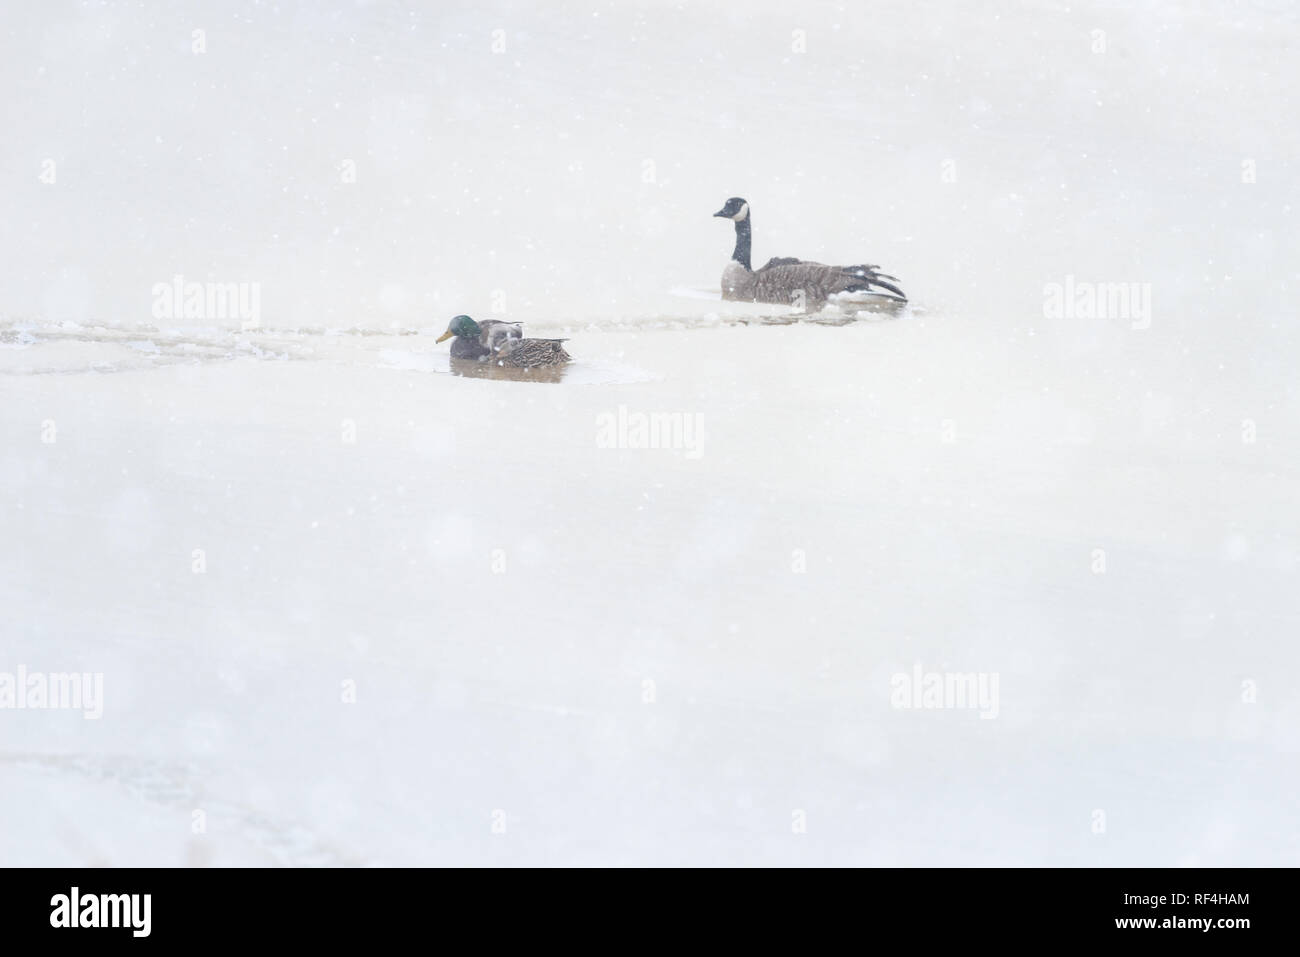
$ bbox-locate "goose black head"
[713,197,750,221]
[436,314,480,343]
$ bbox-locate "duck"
[435,314,521,360]
[492,337,571,368]
[712,197,907,312]
[436,314,571,368]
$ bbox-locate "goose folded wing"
[756,257,906,299]
[836,265,907,301]
[842,264,900,282]
[749,260,900,303]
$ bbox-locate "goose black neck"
[731,217,752,271]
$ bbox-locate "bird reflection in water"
[449,357,569,384]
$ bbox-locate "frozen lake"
[4,298,1296,865]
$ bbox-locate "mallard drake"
[435,314,522,360]
[436,315,571,368]
[712,197,907,312]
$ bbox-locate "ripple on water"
[1,312,901,382]
[377,348,655,386]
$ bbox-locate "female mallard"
[436,314,571,368]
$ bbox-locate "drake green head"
[436,314,480,343]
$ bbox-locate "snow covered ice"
[1,0,1298,866]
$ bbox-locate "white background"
[1,0,1297,865]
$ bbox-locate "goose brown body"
[713,197,907,309]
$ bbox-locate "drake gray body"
[713,197,907,310]
[480,320,523,352]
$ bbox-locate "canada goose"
[436,315,571,368]
[712,197,907,311]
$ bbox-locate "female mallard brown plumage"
[436,315,571,368]
[492,337,571,367]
